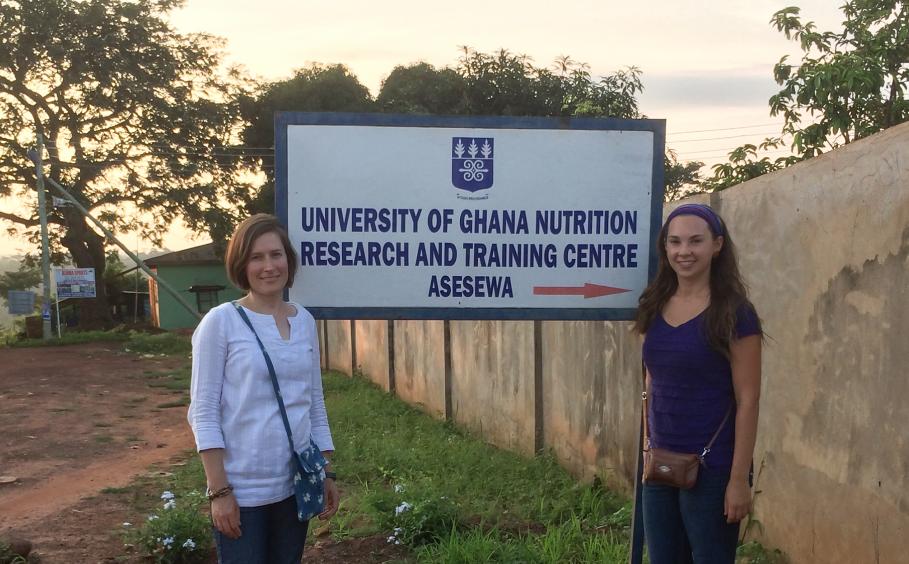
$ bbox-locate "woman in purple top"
[634,204,762,564]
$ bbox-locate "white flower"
[394,527,403,534]
[163,499,176,510]
[395,540,401,545]
[393,484,405,493]
[162,536,174,549]
[386,536,396,543]
[182,539,196,550]
[147,515,159,521]
[394,502,412,515]
[122,522,131,527]
[160,491,175,501]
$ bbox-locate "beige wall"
[393,320,446,419]
[354,320,390,390]
[318,122,909,563]
[325,320,352,376]
[541,320,641,493]
[450,320,536,456]
[715,123,909,563]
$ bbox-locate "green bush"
[0,542,27,564]
[127,490,212,563]
[373,486,461,547]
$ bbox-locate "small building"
[145,243,242,330]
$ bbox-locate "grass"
[109,369,785,563]
[124,332,192,356]
[7,329,132,348]
[143,365,191,406]
[156,399,190,408]
[322,371,632,562]
[101,486,132,495]
[4,329,192,356]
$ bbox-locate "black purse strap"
[232,301,297,456]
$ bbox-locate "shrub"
[373,485,461,547]
[127,490,212,563]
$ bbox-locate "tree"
[376,62,466,114]
[239,63,374,214]
[0,264,41,309]
[705,2,909,190]
[0,0,249,327]
[452,48,643,118]
[664,151,705,201]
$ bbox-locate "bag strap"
[232,301,297,456]
[641,359,734,464]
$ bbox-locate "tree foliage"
[245,48,650,211]
[0,0,250,326]
[664,150,705,202]
[239,63,374,214]
[706,1,909,190]
[771,2,909,154]
[0,263,41,307]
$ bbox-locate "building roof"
[144,242,220,267]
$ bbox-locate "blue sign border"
[275,112,665,321]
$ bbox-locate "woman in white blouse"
[188,214,339,564]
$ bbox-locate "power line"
[668,131,783,143]
[668,122,782,135]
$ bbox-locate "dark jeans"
[213,495,310,564]
[642,465,741,564]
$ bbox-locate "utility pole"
[29,133,53,340]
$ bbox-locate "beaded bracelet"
[206,484,234,501]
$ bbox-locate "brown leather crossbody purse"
[641,365,733,489]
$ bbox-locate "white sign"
[278,114,664,320]
[54,267,96,298]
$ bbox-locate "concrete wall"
[713,123,909,563]
[541,320,641,492]
[354,320,390,390]
[319,122,909,563]
[450,320,536,456]
[393,320,446,419]
[325,320,352,376]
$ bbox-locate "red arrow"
[533,283,631,299]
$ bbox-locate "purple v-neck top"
[642,303,760,469]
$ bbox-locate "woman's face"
[664,215,723,282]
[245,231,288,297]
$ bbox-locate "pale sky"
[1,0,845,258]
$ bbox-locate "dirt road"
[0,343,194,561]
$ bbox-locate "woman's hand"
[211,494,242,539]
[724,478,752,523]
[319,478,340,520]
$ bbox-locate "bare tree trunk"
[60,211,112,329]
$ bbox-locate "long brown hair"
[633,209,761,356]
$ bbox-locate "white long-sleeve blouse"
[187,301,334,507]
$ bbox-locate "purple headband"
[665,204,724,236]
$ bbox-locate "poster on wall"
[275,113,664,320]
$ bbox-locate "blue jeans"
[213,495,310,564]
[642,465,741,564]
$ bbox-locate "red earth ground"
[0,343,409,563]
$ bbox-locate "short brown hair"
[224,214,298,291]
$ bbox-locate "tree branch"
[0,210,38,227]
